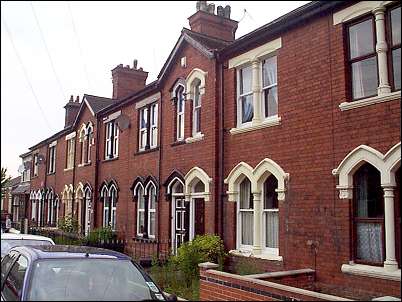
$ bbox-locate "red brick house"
[21,1,400,299]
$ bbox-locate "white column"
[251,60,262,124]
[253,192,262,255]
[383,186,398,271]
[373,6,391,96]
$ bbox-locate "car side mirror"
[166,293,177,301]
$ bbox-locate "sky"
[1,1,309,178]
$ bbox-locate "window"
[136,183,157,238]
[139,107,148,151]
[150,103,158,148]
[79,126,86,165]
[239,178,253,247]
[193,79,202,135]
[101,184,117,231]
[347,17,378,100]
[263,176,279,251]
[110,186,117,231]
[353,163,384,265]
[262,56,278,118]
[2,255,28,301]
[238,65,253,124]
[48,146,56,174]
[86,124,93,163]
[105,121,119,159]
[389,6,401,91]
[176,86,185,141]
[66,138,75,169]
[101,186,110,228]
[33,154,38,177]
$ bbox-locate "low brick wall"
[199,264,352,301]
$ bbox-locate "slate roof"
[84,94,116,114]
[12,183,30,194]
[4,176,21,189]
[182,28,231,52]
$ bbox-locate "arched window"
[84,186,92,235]
[135,181,157,238]
[263,175,279,250]
[353,163,384,265]
[100,185,109,228]
[86,123,93,163]
[192,78,202,136]
[31,192,37,222]
[239,178,253,247]
[53,195,59,226]
[109,185,117,231]
[79,125,86,165]
[176,86,185,141]
[136,185,145,236]
[46,190,54,225]
[147,184,157,238]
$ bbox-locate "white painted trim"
[185,68,207,99]
[185,133,204,144]
[135,92,161,109]
[103,110,121,123]
[229,38,282,69]
[65,132,76,140]
[339,91,400,111]
[184,166,212,202]
[230,116,281,135]
[341,263,401,281]
[84,98,95,116]
[167,177,185,195]
[229,250,283,262]
[48,140,57,147]
[333,1,394,25]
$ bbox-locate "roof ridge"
[182,27,232,44]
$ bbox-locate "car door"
[1,254,28,301]
[1,252,18,290]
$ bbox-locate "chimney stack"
[64,95,81,128]
[189,1,238,41]
[111,59,148,100]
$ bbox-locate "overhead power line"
[30,1,67,100]
[67,1,92,91]
[1,13,52,130]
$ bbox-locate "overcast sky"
[1,1,309,178]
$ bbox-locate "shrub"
[233,257,265,275]
[57,216,79,234]
[172,234,226,285]
[84,226,114,244]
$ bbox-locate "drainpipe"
[94,115,101,229]
[157,90,163,258]
[72,130,77,228]
[43,145,49,228]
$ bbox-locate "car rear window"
[1,239,53,257]
[27,259,161,301]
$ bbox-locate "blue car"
[0,245,176,301]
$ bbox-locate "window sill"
[185,133,204,144]
[133,236,156,242]
[229,249,283,262]
[102,157,119,163]
[64,167,74,172]
[135,147,159,156]
[341,263,401,281]
[47,172,56,176]
[171,140,186,147]
[78,162,91,168]
[339,91,401,111]
[230,116,281,135]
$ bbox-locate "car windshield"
[1,239,52,257]
[27,259,162,301]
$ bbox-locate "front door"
[194,198,205,237]
[174,197,189,251]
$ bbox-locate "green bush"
[172,234,226,285]
[57,216,79,233]
[84,226,114,244]
[233,257,265,275]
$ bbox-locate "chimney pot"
[207,3,215,14]
[133,59,138,69]
[75,96,80,103]
[217,5,224,16]
[224,5,231,18]
[69,95,74,102]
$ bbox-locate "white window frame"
[261,55,278,120]
[105,121,119,159]
[101,186,109,228]
[79,126,86,165]
[33,154,39,176]
[48,146,56,174]
[66,138,75,169]
[146,183,157,239]
[237,65,254,128]
[150,103,158,149]
[136,185,145,237]
[86,124,93,163]
[237,179,254,251]
[176,86,185,141]
[262,179,279,256]
[110,185,117,231]
[192,81,202,136]
[139,107,148,151]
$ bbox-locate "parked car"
[0,245,176,301]
[1,233,55,258]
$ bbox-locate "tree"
[1,167,11,200]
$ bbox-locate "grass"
[147,264,200,301]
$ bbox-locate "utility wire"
[1,13,53,130]
[67,1,92,91]
[30,1,67,100]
